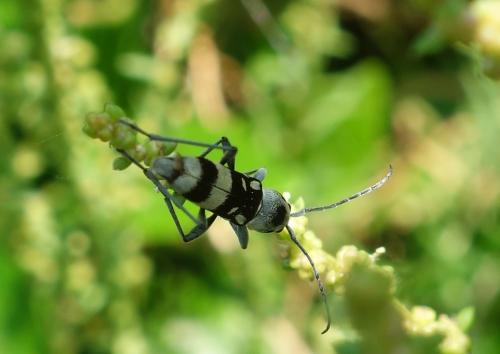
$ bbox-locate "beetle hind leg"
[117,143,219,243]
[164,198,218,242]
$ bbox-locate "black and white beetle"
[116,119,393,334]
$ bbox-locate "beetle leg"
[118,119,235,153]
[163,200,217,242]
[247,167,267,182]
[198,136,237,170]
[230,223,249,249]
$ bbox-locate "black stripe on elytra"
[215,170,262,223]
[183,158,219,203]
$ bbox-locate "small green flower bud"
[143,141,161,166]
[104,103,126,121]
[82,122,98,138]
[113,156,132,170]
[84,112,98,127]
[97,126,114,142]
[128,144,147,162]
[121,133,137,150]
[158,142,177,156]
[86,112,112,130]
[144,155,156,167]
[111,124,137,150]
[145,140,160,155]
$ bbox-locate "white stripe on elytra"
[250,180,261,190]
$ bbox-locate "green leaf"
[455,307,475,332]
[82,122,97,138]
[112,156,132,170]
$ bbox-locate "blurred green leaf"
[455,307,475,332]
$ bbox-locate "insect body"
[116,119,392,334]
[153,156,264,227]
[151,155,292,237]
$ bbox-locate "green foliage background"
[1,0,499,353]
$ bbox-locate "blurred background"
[1,0,500,353]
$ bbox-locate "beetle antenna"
[118,118,236,152]
[285,224,331,334]
[290,165,393,217]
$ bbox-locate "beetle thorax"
[247,189,291,233]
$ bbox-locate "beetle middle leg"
[197,137,253,247]
[163,200,218,242]
[117,148,214,242]
[173,137,239,241]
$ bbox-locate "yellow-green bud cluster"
[278,196,391,293]
[401,305,472,354]
[82,103,177,170]
[278,195,471,353]
[471,0,500,57]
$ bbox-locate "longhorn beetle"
[115,118,393,334]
